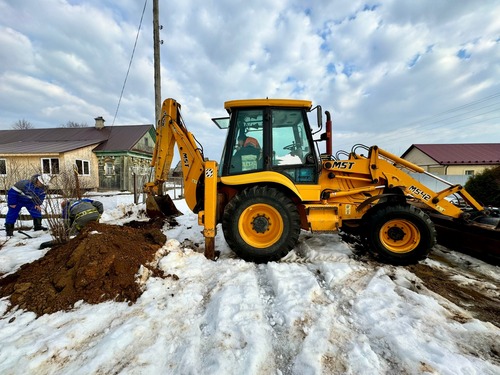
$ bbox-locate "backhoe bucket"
[146,194,183,218]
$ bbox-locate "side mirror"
[316,105,322,129]
[310,105,323,136]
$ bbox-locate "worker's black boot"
[5,223,14,236]
[33,218,48,231]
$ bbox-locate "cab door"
[224,109,264,175]
[269,108,318,183]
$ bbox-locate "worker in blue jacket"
[5,174,51,236]
[61,198,104,235]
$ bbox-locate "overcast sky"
[1,0,499,158]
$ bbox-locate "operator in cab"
[237,133,260,150]
[232,133,262,173]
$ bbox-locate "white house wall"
[60,146,99,190]
[403,148,440,170]
[446,164,496,175]
[0,145,99,192]
[0,155,49,191]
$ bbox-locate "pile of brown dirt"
[0,220,168,316]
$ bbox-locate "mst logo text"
[332,161,355,170]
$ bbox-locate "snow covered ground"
[0,193,499,375]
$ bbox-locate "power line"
[111,0,149,126]
[334,92,500,151]
[378,102,500,144]
[402,92,500,128]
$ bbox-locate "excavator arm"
[145,98,218,259]
[145,98,206,214]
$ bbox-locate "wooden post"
[153,0,161,127]
[133,172,138,204]
[73,165,81,199]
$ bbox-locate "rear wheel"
[222,186,300,263]
[366,205,436,265]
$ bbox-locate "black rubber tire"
[365,204,436,265]
[222,186,300,263]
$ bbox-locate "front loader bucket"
[472,211,500,229]
[146,194,183,219]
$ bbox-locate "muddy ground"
[0,220,168,316]
[406,250,500,328]
[0,225,498,329]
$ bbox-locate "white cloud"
[0,27,36,72]
[0,0,499,157]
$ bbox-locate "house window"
[42,158,60,174]
[465,170,475,176]
[75,159,90,175]
[0,159,6,175]
[105,162,115,175]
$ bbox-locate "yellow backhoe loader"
[144,98,492,265]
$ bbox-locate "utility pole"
[153,0,161,127]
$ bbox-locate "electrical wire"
[334,92,500,151]
[111,0,149,126]
[399,92,500,128]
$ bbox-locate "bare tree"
[59,121,89,128]
[12,119,34,130]
[44,167,95,244]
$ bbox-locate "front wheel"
[366,205,436,265]
[222,186,300,263]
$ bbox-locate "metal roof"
[0,125,154,155]
[0,140,102,154]
[401,143,500,165]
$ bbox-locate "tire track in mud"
[190,260,278,375]
[256,261,381,374]
[301,263,366,374]
[307,263,415,375]
[275,237,402,373]
[255,263,341,374]
[275,238,500,373]
[384,265,500,368]
[292,232,500,329]
[405,247,500,328]
[163,246,499,373]
[254,265,292,374]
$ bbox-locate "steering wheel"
[283,143,297,151]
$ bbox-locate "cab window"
[271,109,315,182]
[228,110,263,174]
[271,109,309,166]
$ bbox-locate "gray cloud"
[0,0,499,160]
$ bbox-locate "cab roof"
[224,99,312,113]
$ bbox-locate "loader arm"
[145,98,206,213]
[369,146,485,218]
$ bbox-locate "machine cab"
[213,99,319,183]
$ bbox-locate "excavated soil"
[0,220,169,316]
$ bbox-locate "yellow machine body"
[146,98,486,264]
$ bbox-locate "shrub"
[464,166,500,207]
